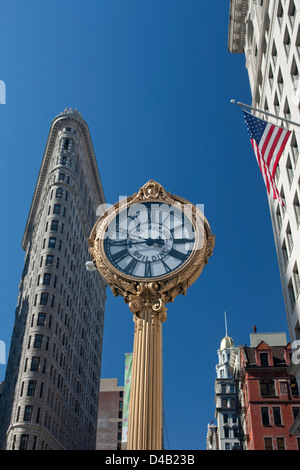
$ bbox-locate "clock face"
[103,201,196,279]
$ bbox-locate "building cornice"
[228,0,249,53]
[6,422,65,450]
[21,110,105,251]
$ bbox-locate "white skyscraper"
[215,335,242,450]
[207,326,243,451]
[0,108,106,449]
[228,0,300,434]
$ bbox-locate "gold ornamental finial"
[137,180,167,200]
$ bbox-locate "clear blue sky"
[0,0,288,450]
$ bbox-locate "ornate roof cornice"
[228,0,249,54]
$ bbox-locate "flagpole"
[231,99,300,129]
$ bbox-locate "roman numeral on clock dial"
[145,262,152,277]
[161,259,171,273]
[109,239,127,247]
[124,258,138,275]
[168,248,186,262]
[112,249,128,263]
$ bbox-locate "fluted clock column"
[127,304,166,450]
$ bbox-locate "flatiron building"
[0,108,106,450]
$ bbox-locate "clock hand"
[127,240,149,247]
[145,237,166,247]
[127,237,166,248]
[127,234,148,242]
[173,238,195,244]
[156,237,165,247]
[109,239,128,246]
[109,237,148,247]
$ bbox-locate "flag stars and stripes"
[242,110,291,205]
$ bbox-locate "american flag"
[243,110,291,204]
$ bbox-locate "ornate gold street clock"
[88,180,215,450]
[88,180,214,307]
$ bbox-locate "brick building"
[230,332,300,450]
[96,379,124,450]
